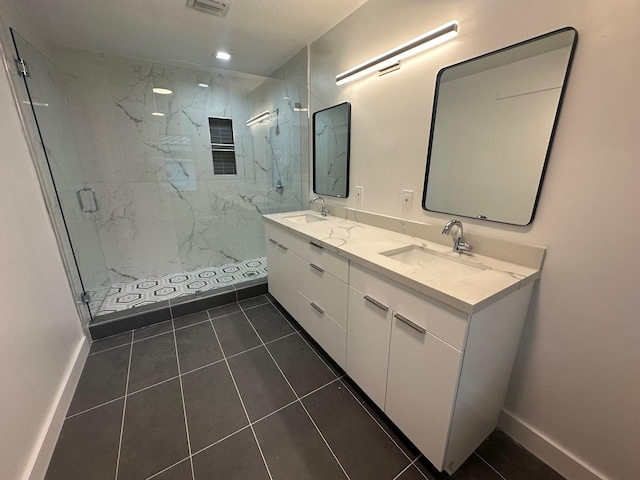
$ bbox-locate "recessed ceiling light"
[198,83,209,88]
[216,51,231,61]
[152,112,165,116]
[152,87,173,95]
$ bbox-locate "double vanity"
[263,210,545,474]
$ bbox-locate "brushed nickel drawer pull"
[364,295,388,312]
[269,238,278,245]
[310,263,324,273]
[310,241,323,249]
[310,302,324,314]
[278,244,288,251]
[394,313,425,334]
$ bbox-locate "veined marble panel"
[54,46,306,284]
[90,181,181,283]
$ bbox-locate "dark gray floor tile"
[211,311,261,356]
[267,333,336,396]
[45,399,123,480]
[127,332,178,392]
[341,377,420,460]
[118,379,189,480]
[239,294,270,309]
[149,459,192,479]
[192,428,269,480]
[68,345,130,416]
[475,429,565,480]
[175,321,223,373]
[254,402,347,479]
[397,464,428,480]
[173,310,209,329]
[416,452,503,480]
[302,382,410,480]
[89,331,132,354]
[133,320,173,341]
[227,346,296,421]
[208,302,241,318]
[244,303,295,342]
[182,362,248,452]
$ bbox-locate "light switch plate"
[355,186,363,204]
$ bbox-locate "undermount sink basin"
[285,213,328,224]
[380,245,490,283]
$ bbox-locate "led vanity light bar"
[336,20,459,86]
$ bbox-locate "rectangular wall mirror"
[313,102,351,198]
[422,27,578,225]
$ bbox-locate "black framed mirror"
[422,27,578,225]
[313,102,351,198]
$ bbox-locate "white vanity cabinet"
[295,243,349,368]
[264,223,299,319]
[347,262,534,473]
[265,221,349,368]
[264,216,539,474]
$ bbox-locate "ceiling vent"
[187,0,230,17]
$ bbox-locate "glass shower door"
[11,29,110,322]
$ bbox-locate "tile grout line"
[206,310,275,480]
[474,451,508,480]
[239,304,351,480]
[145,457,191,480]
[171,318,196,480]
[114,331,134,480]
[65,396,125,420]
[189,376,342,459]
[392,455,430,480]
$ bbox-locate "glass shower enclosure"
[10,29,307,326]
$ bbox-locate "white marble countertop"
[263,210,543,314]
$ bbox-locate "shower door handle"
[77,188,99,213]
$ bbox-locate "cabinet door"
[265,235,282,300]
[385,314,462,470]
[346,286,392,409]
[265,226,298,318]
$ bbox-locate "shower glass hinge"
[80,292,91,304]
[16,58,29,77]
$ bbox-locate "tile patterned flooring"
[46,294,566,480]
[88,257,268,316]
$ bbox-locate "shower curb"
[88,278,268,340]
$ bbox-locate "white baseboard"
[499,409,609,480]
[22,336,90,480]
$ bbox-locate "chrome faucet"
[310,195,329,216]
[442,219,473,253]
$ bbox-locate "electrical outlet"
[402,190,413,210]
[355,186,363,204]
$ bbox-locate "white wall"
[310,1,640,479]
[0,2,87,479]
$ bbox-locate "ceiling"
[16,0,368,77]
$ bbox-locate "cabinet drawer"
[298,240,348,282]
[296,255,348,329]
[349,263,467,350]
[297,291,346,369]
[265,222,299,253]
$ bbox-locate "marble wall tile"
[53,47,307,283]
